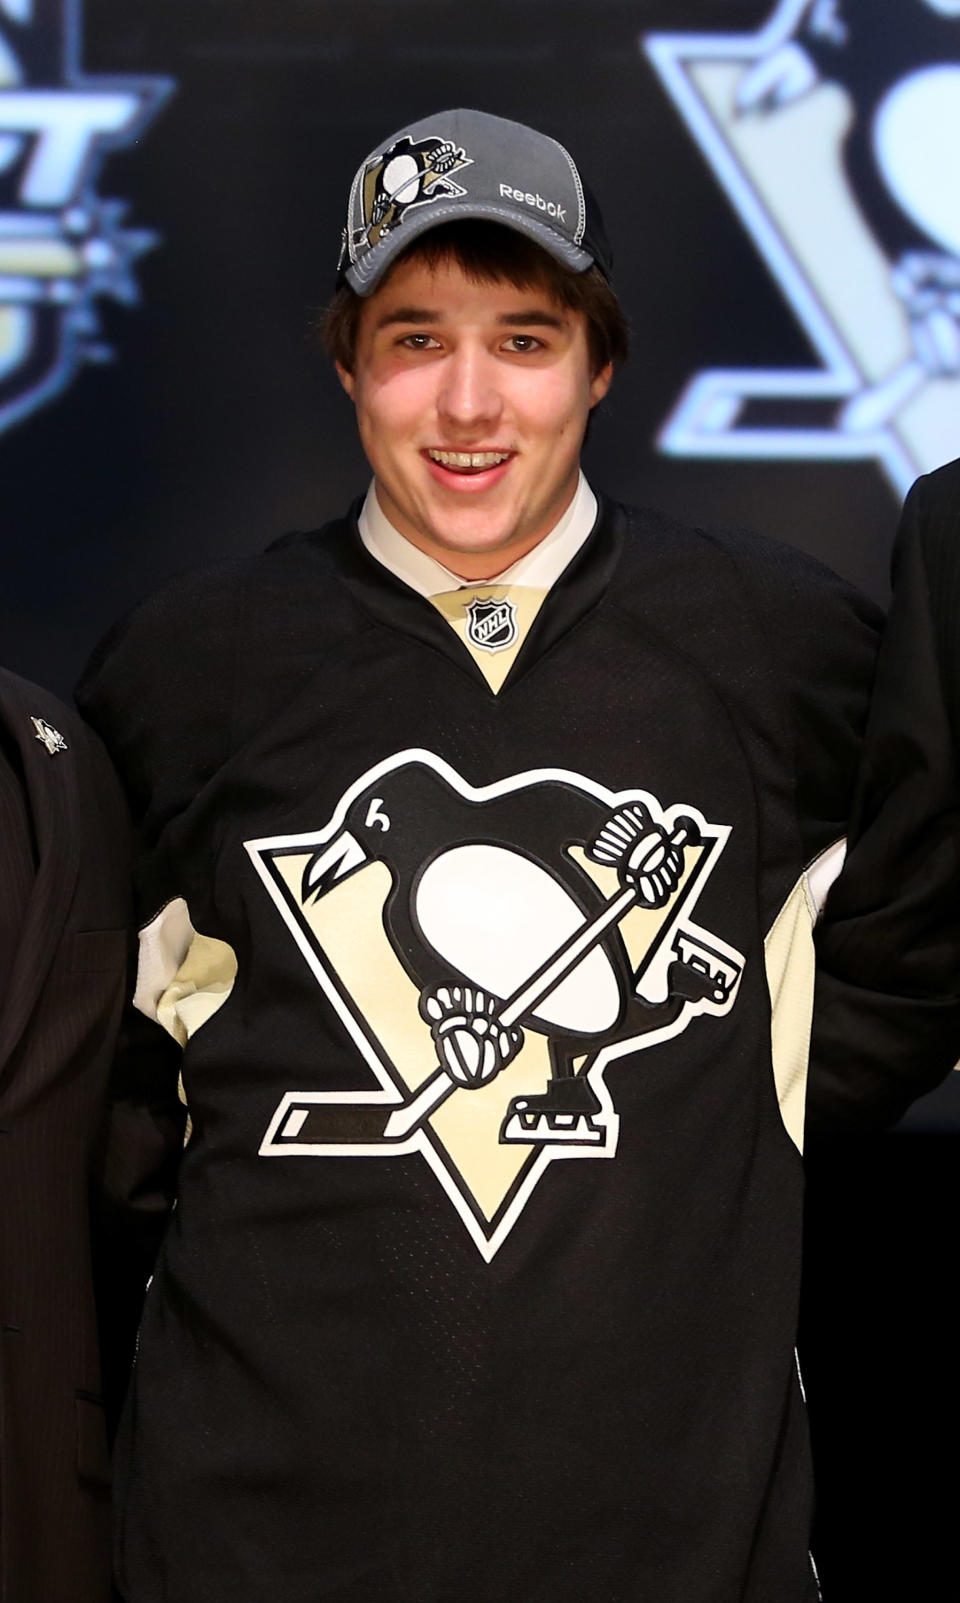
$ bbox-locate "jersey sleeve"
[711,525,883,864]
[809,469,960,1133]
[78,566,243,1338]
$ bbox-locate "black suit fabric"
[812,458,960,1130]
[0,737,34,1005]
[0,669,130,1603]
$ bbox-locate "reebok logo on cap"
[499,184,567,223]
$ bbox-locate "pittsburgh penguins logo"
[465,596,518,653]
[356,133,472,251]
[645,0,960,492]
[247,751,744,1260]
[736,0,960,427]
[30,715,67,755]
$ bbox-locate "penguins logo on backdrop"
[0,0,169,434]
[247,751,744,1261]
[644,0,960,494]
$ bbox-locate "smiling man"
[80,110,884,1603]
[336,243,612,576]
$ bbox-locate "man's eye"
[503,334,542,353]
[400,333,441,350]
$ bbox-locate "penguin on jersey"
[255,755,740,1150]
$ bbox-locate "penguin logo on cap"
[246,750,744,1261]
[355,133,473,253]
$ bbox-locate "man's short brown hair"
[321,220,629,378]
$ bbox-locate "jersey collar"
[319,490,620,700]
[358,472,599,598]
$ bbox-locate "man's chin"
[424,523,531,567]
[384,488,550,572]
[411,504,524,553]
[431,526,517,554]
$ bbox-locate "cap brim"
[344,200,594,295]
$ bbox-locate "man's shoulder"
[913,454,960,509]
[80,513,361,684]
[0,664,71,725]
[899,456,960,574]
[131,516,355,624]
[609,497,877,619]
[0,665,128,839]
[1,665,105,761]
[74,511,371,775]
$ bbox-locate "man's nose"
[436,345,503,432]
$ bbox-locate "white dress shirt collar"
[358,473,599,598]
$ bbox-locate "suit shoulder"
[1,666,104,762]
[0,665,73,728]
[899,458,960,580]
[0,667,128,831]
[913,455,960,508]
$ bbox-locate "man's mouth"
[425,448,513,476]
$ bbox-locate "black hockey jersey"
[79,496,880,1603]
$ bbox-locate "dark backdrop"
[2,3,958,1597]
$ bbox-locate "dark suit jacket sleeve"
[0,674,132,1602]
[809,462,960,1133]
[0,738,34,999]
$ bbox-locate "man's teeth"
[427,449,511,469]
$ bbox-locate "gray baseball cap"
[338,107,612,295]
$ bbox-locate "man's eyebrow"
[374,306,441,330]
[496,309,566,329]
[373,306,568,331]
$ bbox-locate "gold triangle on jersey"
[429,584,547,692]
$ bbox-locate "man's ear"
[589,362,613,409]
[335,361,356,400]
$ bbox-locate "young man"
[79,110,881,1602]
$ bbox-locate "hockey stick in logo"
[281,818,705,1147]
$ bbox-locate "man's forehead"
[363,258,575,327]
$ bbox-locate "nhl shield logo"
[246,750,745,1261]
[644,1,960,492]
[0,1,170,436]
[465,595,518,653]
